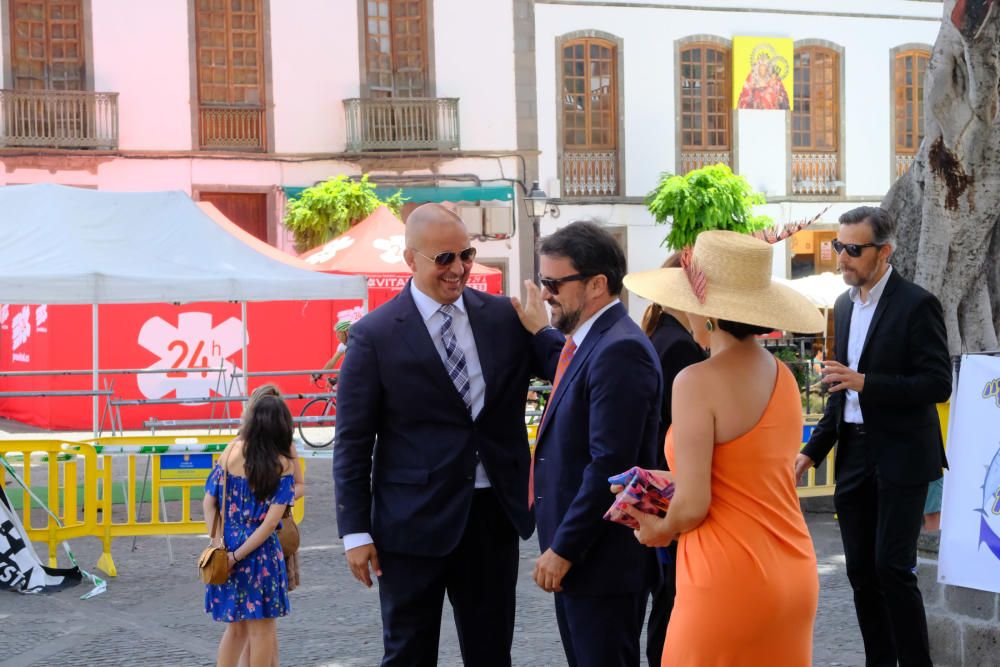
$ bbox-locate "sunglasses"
[538,273,592,295]
[412,247,477,266]
[831,240,883,258]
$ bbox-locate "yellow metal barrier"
[1,435,306,578]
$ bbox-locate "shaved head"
[403,203,474,304]
[405,203,466,247]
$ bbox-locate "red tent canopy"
[300,206,503,309]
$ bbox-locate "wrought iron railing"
[679,150,731,175]
[0,89,118,149]
[344,97,460,151]
[895,153,916,179]
[791,152,841,195]
[561,150,619,197]
[198,104,266,151]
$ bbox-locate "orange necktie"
[529,338,577,507]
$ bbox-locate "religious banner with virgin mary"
[732,37,794,111]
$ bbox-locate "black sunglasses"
[832,240,883,258]
[538,273,592,295]
[412,247,477,266]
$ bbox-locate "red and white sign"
[0,299,361,430]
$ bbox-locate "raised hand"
[511,279,551,335]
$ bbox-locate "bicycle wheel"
[298,398,335,448]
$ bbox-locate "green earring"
[705,319,715,332]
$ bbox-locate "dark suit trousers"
[376,489,518,667]
[645,542,677,666]
[554,590,647,667]
[834,425,931,667]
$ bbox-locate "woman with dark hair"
[639,252,706,666]
[204,394,297,667]
[623,230,826,666]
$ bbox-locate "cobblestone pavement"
[0,450,874,666]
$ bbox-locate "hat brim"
[624,267,827,334]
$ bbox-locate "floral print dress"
[204,466,295,622]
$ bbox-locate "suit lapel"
[464,289,496,408]
[394,281,469,412]
[536,303,626,446]
[835,293,852,363]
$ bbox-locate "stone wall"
[918,532,1000,666]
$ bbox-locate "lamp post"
[525,181,549,284]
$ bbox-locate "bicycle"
[298,375,337,448]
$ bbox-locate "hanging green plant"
[645,163,772,251]
[283,174,404,252]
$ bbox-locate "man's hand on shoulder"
[511,280,551,335]
[346,543,381,588]
[533,548,572,593]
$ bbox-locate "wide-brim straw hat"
[624,230,826,334]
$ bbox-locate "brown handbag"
[277,505,300,556]
[199,464,229,585]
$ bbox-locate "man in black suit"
[333,204,562,666]
[796,206,951,667]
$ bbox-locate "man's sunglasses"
[412,247,477,266]
[538,273,592,295]
[831,240,883,258]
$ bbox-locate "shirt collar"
[410,281,467,323]
[570,299,620,347]
[849,265,893,307]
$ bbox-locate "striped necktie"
[438,304,473,412]
[529,337,577,507]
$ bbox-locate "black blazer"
[333,282,563,557]
[648,312,706,467]
[802,269,952,485]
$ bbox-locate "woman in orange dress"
[622,231,825,666]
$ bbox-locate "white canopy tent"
[0,184,368,433]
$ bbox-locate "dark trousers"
[376,489,519,667]
[554,589,647,667]
[645,543,677,666]
[834,424,931,667]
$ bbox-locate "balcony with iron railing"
[561,150,619,197]
[0,89,118,149]
[895,153,916,179]
[679,150,731,175]
[344,97,460,151]
[199,104,266,151]
[791,152,842,196]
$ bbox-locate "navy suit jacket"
[333,282,564,557]
[531,302,663,595]
[802,269,952,484]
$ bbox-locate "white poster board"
[939,354,1000,593]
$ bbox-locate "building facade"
[0,0,943,317]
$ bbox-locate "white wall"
[91,0,192,150]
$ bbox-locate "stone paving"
[0,448,877,666]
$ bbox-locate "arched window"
[894,49,930,177]
[791,46,840,195]
[195,0,266,150]
[560,37,619,197]
[678,42,731,173]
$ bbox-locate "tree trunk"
[881,0,1000,355]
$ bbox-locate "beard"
[838,265,867,287]
[550,301,583,334]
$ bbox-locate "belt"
[841,422,866,437]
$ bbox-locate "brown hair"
[641,252,683,337]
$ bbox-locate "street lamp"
[525,181,549,283]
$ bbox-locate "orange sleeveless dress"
[663,362,818,666]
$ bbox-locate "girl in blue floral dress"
[203,394,296,667]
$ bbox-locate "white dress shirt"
[569,299,621,348]
[343,283,489,552]
[843,266,892,424]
